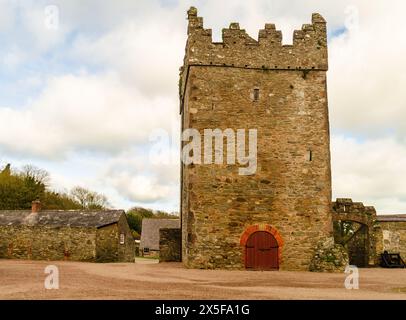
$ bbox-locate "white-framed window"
[120,233,125,245]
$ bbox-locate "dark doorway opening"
[334,220,369,267]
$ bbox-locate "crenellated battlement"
[179,7,328,112]
[183,7,327,71]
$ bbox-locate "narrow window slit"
[307,150,313,162]
[253,88,260,101]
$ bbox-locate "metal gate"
[245,231,279,270]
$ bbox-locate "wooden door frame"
[240,224,284,269]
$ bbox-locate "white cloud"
[70,18,185,97]
[0,1,71,69]
[0,0,406,211]
[0,72,178,157]
[328,1,406,137]
[0,0,15,33]
[101,148,179,206]
[332,135,406,213]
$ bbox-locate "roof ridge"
[0,209,124,227]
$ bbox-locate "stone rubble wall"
[159,228,181,262]
[96,215,135,262]
[118,214,136,262]
[96,224,119,262]
[375,221,406,261]
[0,225,97,261]
[0,219,135,262]
[332,198,377,266]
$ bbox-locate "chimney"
[32,200,41,213]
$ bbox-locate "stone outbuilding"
[0,201,134,262]
[140,218,180,257]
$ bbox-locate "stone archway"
[332,199,377,267]
[240,224,284,270]
[334,220,369,267]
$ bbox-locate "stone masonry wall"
[96,224,119,262]
[180,8,333,270]
[159,228,181,262]
[332,198,377,266]
[0,225,96,261]
[0,220,134,263]
[95,216,134,262]
[118,214,135,262]
[180,7,328,113]
[375,221,406,261]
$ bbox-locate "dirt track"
[0,258,405,299]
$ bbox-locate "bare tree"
[20,165,50,186]
[70,186,109,210]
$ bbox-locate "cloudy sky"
[0,0,405,213]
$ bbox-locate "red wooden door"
[245,231,279,270]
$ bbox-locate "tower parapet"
[180,7,328,112]
[185,7,327,69]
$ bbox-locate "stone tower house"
[179,7,333,271]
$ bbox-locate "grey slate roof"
[140,218,180,250]
[0,210,124,228]
[377,214,406,222]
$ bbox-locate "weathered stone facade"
[180,7,333,270]
[375,216,406,261]
[159,228,181,262]
[96,214,135,262]
[0,225,97,261]
[332,198,377,266]
[0,207,134,262]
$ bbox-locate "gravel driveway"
[0,259,405,299]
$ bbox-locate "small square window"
[143,247,150,253]
[120,233,125,245]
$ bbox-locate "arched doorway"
[334,220,370,267]
[240,224,283,270]
[332,199,377,267]
[245,231,279,270]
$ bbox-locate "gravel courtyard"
[0,258,405,300]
